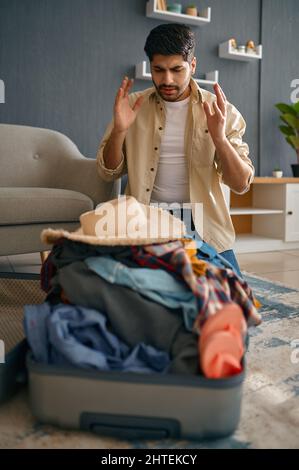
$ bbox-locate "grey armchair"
[0,124,120,256]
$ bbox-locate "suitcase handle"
[80,412,180,440]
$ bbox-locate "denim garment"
[24,302,170,374]
[183,233,242,276]
[48,261,199,375]
[175,208,243,277]
[85,255,198,329]
[218,249,243,278]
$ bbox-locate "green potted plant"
[275,101,299,177]
[272,167,283,178]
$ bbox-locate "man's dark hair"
[144,23,195,63]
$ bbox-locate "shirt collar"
[190,77,204,104]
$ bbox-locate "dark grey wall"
[0,0,298,175]
[260,0,299,175]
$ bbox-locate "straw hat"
[41,195,187,246]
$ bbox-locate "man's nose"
[163,71,174,85]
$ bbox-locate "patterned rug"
[0,272,298,449]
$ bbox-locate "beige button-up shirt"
[96,78,255,252]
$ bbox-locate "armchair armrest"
[54,156,121,207]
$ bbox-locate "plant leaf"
[279,125,296,136]
[286,136,296,149]
[289,135,299,149]
[293,101,299,114]
[280,115,290,125]
[275,103,297,116]
[282,113,299,129]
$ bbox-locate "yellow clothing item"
[182,238,208,277]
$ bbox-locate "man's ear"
[191,57,197,75]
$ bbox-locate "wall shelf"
[135,61,219,87]
[230,207,283,216]
[146,0,211,26]
[219,40,262,61]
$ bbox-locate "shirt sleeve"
[96,118,128,182]
[214,102,255,195]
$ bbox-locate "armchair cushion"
[0,188,93,226]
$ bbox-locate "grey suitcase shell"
[27,354,245,440]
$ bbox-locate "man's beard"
[153,79,191,102]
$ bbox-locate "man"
[96,24,255,276]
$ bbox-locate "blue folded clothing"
[24,302,170,374]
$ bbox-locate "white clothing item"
[151,95,190,204]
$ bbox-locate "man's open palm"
[203,83,227,145]
[114,77,144,132]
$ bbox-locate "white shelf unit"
[146,0,211,26]
[233,234,294,254]
[230,208,283,216]
[229,181,299,253]
[219,40,262,61]
[135,61,219,87]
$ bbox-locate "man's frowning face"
[150,54,196,102]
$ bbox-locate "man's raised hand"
[203,83,227,146]
[114,77,144,133]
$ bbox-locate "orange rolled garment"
[199,303,247,379]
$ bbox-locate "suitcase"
[23,210,251,440]
[1,275,247,440]
[26,352,246,440]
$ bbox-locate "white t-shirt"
[150,95,190,204]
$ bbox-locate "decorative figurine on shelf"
[229,38,238,51]
[185,4,198,16]
[157,0,167,10]
[167,3,183,13]
[246,40,256,54]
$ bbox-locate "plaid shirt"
[131,239,261,333]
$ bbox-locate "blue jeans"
[218,249,243,278]
[186,208,243,278]
[166,207,243,278]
